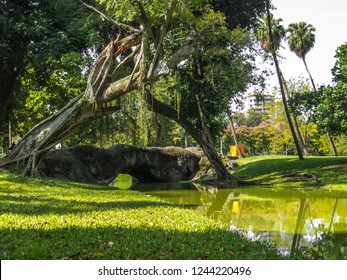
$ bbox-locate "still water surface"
[134,182,347,259]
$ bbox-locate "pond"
[131,181,347,259]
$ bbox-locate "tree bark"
[281,74,309,156]
[327,131,338,156]
[143,89,232,181]
[302,57,317,92]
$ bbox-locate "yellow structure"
[229,144,245,157]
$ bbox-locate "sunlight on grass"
[233,155,347,188]
[0,172,280,260]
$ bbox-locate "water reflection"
[136,182,347,259]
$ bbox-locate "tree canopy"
[0,0,104,130]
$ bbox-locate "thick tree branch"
[100,35,197,103]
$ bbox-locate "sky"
[266,0,347,90]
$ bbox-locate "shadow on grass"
[0,194,177,216]
[0,174,114,191]
[0,225,280,260]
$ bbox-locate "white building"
[243,93,275,114]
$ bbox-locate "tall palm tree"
[256,4,304,160]
[257,13,285,54]
[287,22,317,91]
[287,22,338,156]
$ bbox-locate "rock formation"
[38,144,200,185]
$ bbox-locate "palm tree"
[257,13,285,54]
[287,22,338,156]
[287,22,317,91]
[256,4,304,160]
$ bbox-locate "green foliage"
[211,0,267,30]
[297,232,347,260]
[235,123,275,155]
[314,84,347,135]
[0,172,280,259]
[332,42,347,83]
[11,52,88,137]
[97,0,208,25]
[335,136,347,156]
[1,0,275,153]
[234,108,264,127]
[174,23,258,139]
[285,76,313,114]
[0,0,93,71]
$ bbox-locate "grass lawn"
[233,155,347,189]
[0,172,280,260]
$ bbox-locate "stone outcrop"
[38,144,200,185]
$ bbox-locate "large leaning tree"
[2,0,267,180]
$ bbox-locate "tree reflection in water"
[140,182,347,259]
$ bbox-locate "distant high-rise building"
[244,93,275,113]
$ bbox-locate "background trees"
[2,0,271,180]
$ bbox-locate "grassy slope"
[0,172,280,260]
[233,155,347,188]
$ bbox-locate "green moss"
[0,172,280,260]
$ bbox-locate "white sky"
[267,0,347,89]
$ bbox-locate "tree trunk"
[302,57,317,92]
[143,89,232,181]
[281,74,309,156]
[274,63,303,160]
[327,131,338,156]
[266,2,304,160]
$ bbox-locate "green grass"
[0,172,280,260]
[233,155,347,188]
